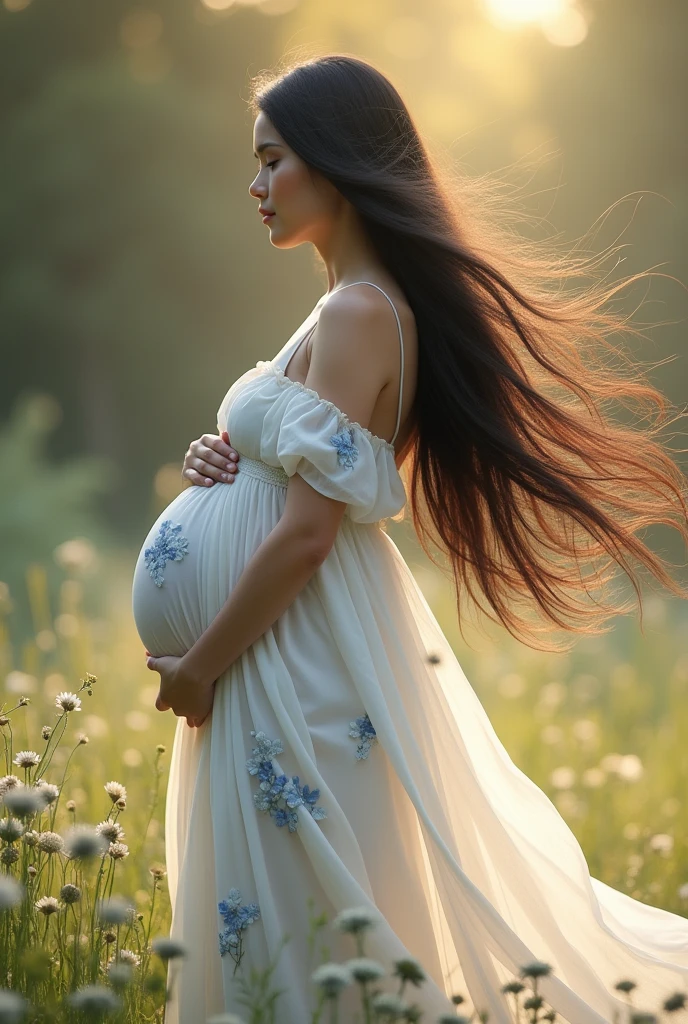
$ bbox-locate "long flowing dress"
[131,281,688,1024]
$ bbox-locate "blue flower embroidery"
[218,887,260,973]
[349,712,378,760]
[144,520,189,587]
[329,427,359,469]
[246,730,327,832]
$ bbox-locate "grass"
[0,548,686,1021]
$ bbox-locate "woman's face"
[248,111,340,248]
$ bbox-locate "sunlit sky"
[483,0,589,45]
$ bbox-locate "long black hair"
[249,53,688,650]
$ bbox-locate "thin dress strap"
[322,281,405,445]
[282,280,405,445]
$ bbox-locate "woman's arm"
[180,473,346,688]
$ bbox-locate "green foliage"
[0,393,116,641]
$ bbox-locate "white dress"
[131,282,688,1024]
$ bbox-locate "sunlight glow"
[484,0,589,46]
[484,0,568,25]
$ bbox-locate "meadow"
[1,544,686,1022]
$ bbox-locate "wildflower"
[67,985,121,1015]
[59,884,81,904]
[0,818,25,843]
[95,820,125,843]
[371,991,411,1017]
[108,842,129,860]
[107,963,134,990]
[78,733,89,745]
[332,906,379,935]
[2,787,43,819]
[615,980,637,994]
[22,830,39,847]
[0,875,24,912]
[18,697,30,707]
[111,949,141,968]
[520,960,553,979]
[64,825,109,860]
[35,896,61,916]
[524,995,545,1011]
[35,782,60,806]
[649,833,673,856]
[0,988,28,1022]
[97,896,134,925]
[27,866,37,878]
[12,750,40,769]
[0,848,19,866]
[149,864,167,880]
[41,725,53,740]
[55,691,82,713]
[152,936,188,961]
[311,962,352,997]
[115,797,126,810]
[104,781,127,803]
[156,744,166,754]
[392,957,426,987]
[0,717,8,727]
[501,981,524,995]
[66,800,76,813]
[37,831,65,855]
[344,957,386,983]
[664,992,687,1012]
[103,931,117,944]
[0,776,21,798]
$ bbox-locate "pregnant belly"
[131,472,284,658]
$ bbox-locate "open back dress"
[131,281,688,1024]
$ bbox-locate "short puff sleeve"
[258,372,407,524]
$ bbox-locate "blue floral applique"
[144,519,189,587]
[218,887,261,973]
[329,426,359,469]
[246,730,327,833]
[349,712,378,760]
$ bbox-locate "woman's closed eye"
[267,160,279,169]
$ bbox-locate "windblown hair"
[249,53,688,650]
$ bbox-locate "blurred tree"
[0,392,116,637]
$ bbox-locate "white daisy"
[95,820,125,843]
[104,781,127,803]
[35,896,61,916]
[55,691,82,713]
[12,750,40,769]
[331,906,379,935]
[311,962,352,996]
[35,781,60,806]
[107,842,129,860]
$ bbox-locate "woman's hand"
[182,429,241,488]
[145,650,215,728]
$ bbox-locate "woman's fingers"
[182,433,240,487]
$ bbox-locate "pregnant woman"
[132,55,688,1024]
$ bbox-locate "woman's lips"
[262,213,275,223]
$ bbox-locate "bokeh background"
[1,0,687,958]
